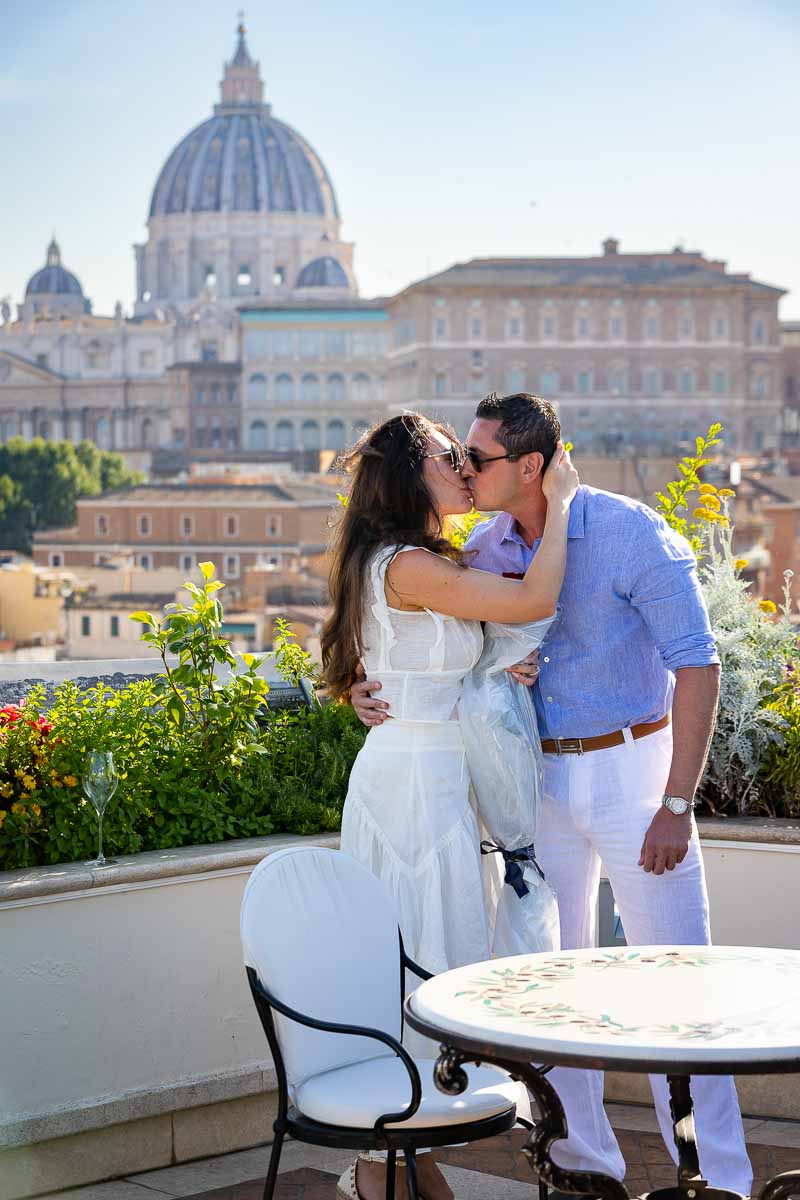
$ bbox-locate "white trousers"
[536,725,752,1196]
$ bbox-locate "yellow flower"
[0,810,5,827]
[64,775,78,788]
[693,507,713,521]
[0,782,12,799]
[698,483,718,495]
[719,488,735,498]
[703,494,721,511]
[759,599,778,615]
[11,803,25,815]
[32,803,41,817]
[735,558,749,571]
[22,775,36,791]
[14,768,25,779]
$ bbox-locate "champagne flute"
[82,751,118,866]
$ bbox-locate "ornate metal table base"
[434,1046,800,1200]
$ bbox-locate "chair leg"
[385,1148,397,1200]
[262,1129,285,1200]
[538,1181,549,1200]
[404,1149,419,1200]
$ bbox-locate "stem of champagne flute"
[98,810,104,864]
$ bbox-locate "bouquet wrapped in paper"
[459,616,560,956]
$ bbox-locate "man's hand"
[350,673,390,727]
[639,808,692,875]
[506,649,540,687]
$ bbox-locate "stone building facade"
[386,239,786,454]
[32,482,335,604]
[239,300,388,453]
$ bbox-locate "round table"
[404,945,800,1200]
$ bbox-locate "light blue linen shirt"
[465,485,719,740]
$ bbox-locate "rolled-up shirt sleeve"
[622,509,720,671]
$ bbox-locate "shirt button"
[546,696,553,703]
[543,656,550,663]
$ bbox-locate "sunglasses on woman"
[423,444,466,472]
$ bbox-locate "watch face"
[665,796,690,815]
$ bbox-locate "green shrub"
[0,564,366,872]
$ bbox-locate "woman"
[321,412,577,1200]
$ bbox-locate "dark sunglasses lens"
[467,449,482,473]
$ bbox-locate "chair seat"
[295,1054,520,1130]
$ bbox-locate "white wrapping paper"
[458,616,561,957]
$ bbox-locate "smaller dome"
[26,238,85,299]
[296,256,349,288]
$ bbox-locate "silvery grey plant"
[698,511,796,814]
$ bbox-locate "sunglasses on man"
[424,445,527,473]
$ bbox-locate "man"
[351,393,751,1194]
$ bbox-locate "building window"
[81,615,91,637]
[194,387,206,405]
[137,514,151,537]
[137,553,153,570]
[139,350,155,369]
[201,340,218,363]
[299,332,321,359]
[507,317,522,340]
[94,553,112,566]
[267,515,282,537]
[433,317,447,340]
[248,420,268,450]
[507,368,525,393]
[273,266,285,287]
[247,374,267,404]
[678,315,694,340]
[643,368,661,396]
[576,316,590,339]
[752,319,766,345]
[110,615,120,639]
[224,554,240,579]
[679,368,695,395]
[433,372,447,397]
[224,514,239,537]
[609,366,628,395]
[468,374,486,397]
[540,369,560,396]
[180,553,195,573]
[644,315,660,340]
[542,315,556,339]
[180,515,193,537]
[48,552,63,567]
[577,370,593,395]
[301,420,321,450]
[204,265,216,286]
[237,264,252,287]
[95,514,109,537]
[275,420,294,451]
[326,419,346,450]
[275,374,294,404]
[470,317,483,340]
[327,373,346,403]
[712,370,728,395]
[300,373,320,404]
[752,371,770,397]
[712,312,729,341]
[324,330,347,357]
[353,373,370,403]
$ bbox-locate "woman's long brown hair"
[321,413,464,701]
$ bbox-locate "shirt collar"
[500,486,587,546]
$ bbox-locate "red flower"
[0,704,23,726]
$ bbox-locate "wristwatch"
[662,794,694,816]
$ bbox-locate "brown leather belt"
[541,713,671,756]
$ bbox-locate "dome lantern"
[218,16,265,111]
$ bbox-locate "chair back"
[241,846,403,1091]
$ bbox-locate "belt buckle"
[556,737,583,756]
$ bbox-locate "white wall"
[703,838,800,950]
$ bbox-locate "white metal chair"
[240,845,523,1200]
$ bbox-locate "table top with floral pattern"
[407,946,800,1070]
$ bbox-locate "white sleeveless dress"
[340,544,491,975]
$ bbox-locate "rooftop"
[399,240,786,296]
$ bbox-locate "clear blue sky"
[2,0,799,317]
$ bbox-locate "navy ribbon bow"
[480,840,545,898]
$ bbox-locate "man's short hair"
[475,393,561,467]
